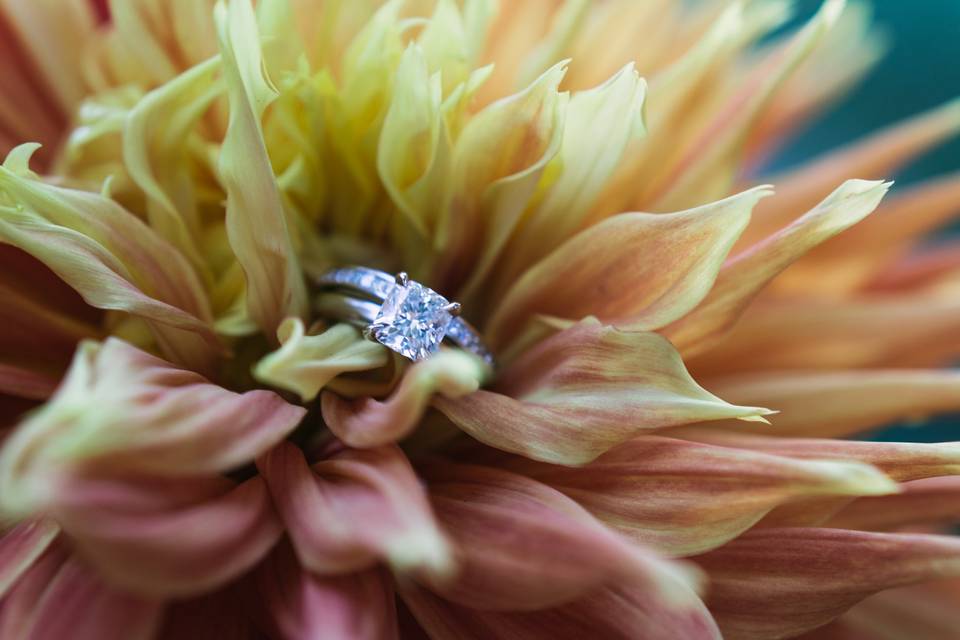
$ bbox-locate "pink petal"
[257,440,452,577]
[0,518,58,597]
[695,527,960,640]
[51,473,282,597]
[401,580,721,640]
[0,543,162,640]
[419,462,704,611]
[825,476,960,531]
[247,542,399,640]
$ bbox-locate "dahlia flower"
[2,0,960,638]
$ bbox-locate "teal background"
[769,0,960,442]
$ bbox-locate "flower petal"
[0,518,58,597]
[699,369,960,438]
[0,338,305,516]
[820,580,960,640]
[436,321,771,465]
[257,440,452,578]
[0,145,220,372]
[322,349,486,448]
[215,0,308,336]
[0,546,162,640]
[491,435,896,556]
[249,542,399,640]
[420,462,706,611]
[50,473,282,597]
[825,476,960,531]
[401,580,721,640]
[694,527,960,640]
[486,186,772,349]
[665,179,890,356]
[254,319,388,402]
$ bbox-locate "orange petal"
[435,321,771,465]
[487,186,772,349]
[488,434,895,556]
[699,369,960,438]
[322,349,486,448]
[257,441,452,578]
[694,527,960,640]
[665,179,889,356]
[419,462,703,611]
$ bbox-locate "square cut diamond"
[371,281,454,360]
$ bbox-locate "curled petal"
[0,546,162,640]
[255,319,388,402]
[249,542,398,640]
[824,476,960,531]
[665,179,890,356]
[0,338,305,515]
[695,527,960,640]
[700,369,960,438]
[487,186,772,348]
[0,145,219,372]
[257,441,452,578]
[215,0,308,335]
[0,519,58,597]
[51,474,282,597]
[420,462,706,611]
[495,435,896,556]
[436,321,771,465]
[322,349,486,448]
[402,580,721,640]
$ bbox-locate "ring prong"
[362,324,377,342]
[444,302,462,317]
[395,272,409,287]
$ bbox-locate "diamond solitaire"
[369,275,459,361]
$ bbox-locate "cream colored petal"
[215,0,308,337]
[254,319,388,402]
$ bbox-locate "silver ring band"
[315,267,494,366]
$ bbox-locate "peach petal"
[486,186,772,348]
[436,321,771,465]
[420,462,711,612]
[51,474,282,597]
[694,528,960,640]
[490,435,895,556]
[699,369,960,438]
[0,518,58,597]
[743,96,960,248]
[665,179,889,356]
[401,580,721,640]
[770,172,960,297]
[0,546,162,640]
[821,580,960,640]
[322,349,485,448]
[250,542,399,640]
[825,477,960,531]
[257,441,452,578]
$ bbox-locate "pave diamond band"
[315,267,495,366]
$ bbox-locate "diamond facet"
[370,281,454,360]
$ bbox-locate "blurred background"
[770,0,960,442]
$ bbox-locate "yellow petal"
[215,0,308,337]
